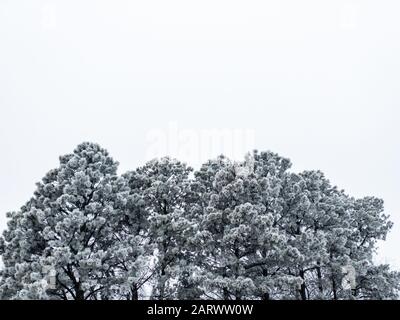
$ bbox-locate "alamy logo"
[146,122,256,166]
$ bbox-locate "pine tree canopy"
[0,143,398,300]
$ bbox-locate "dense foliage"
[0,143,398,300]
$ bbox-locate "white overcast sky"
[0,1,399,267]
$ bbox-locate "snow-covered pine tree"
[114,170,153,300]
[124,157,194,300]
[0,142,141,300]
[189,151,302,300]
[329,195,399,300]
[277,170,399,300]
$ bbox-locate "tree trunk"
[158,267,167,300]
[262,268,270,300]
[262,292,270,300]
[223,288,230,300]
[317,264,323,294]
[331,276,338,300]
[131,284,139,300]
[299,270,307,300]
[75,287,85,300]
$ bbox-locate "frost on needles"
[0,142,399,300]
